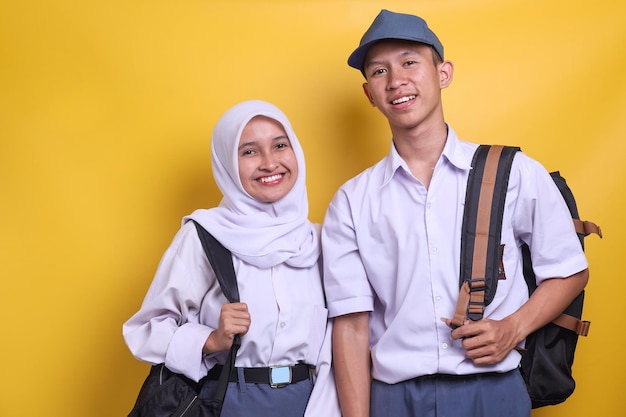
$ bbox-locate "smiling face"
[237,115,298,203]
[361,40,453,135]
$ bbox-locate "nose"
[260,152,278,171]
[386,67,406,90]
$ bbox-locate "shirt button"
[435,296,442,303]
[442,343,449,349]
[430,246,438,254]
[279,322,286,328]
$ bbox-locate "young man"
[322,9,589,417]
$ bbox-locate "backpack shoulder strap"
[536,171,600,336]
[192,220,239,303]
[190,220,240,414]
[451,145,519,328]
[549,171,602,240]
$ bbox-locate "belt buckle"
[269,365,292,388]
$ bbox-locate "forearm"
[451,268,590,365]
[508,268,589,342]
[333,312,371,417]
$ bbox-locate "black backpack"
[451,145,602,408]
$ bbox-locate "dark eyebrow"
[238,141,256,150]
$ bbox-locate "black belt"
[206,363,313,388]
[410,368,518,382]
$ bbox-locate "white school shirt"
[322,127,588,384]
[123,221,339,417]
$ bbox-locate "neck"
[391,121,448,188]
[392,121,448,161]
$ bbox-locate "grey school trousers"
[371,368,531,417]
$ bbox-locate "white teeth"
[392,95,416,105]
[260,174,282,183]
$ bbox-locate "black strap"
[458,145,519,319]
[192,220,240,416]
[193,221,239,303]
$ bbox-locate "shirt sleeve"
[511,154,589,283]
[322,187,374,318]
[122,222,218,382]
[165,323,214,381]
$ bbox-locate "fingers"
[448,319,472,340]
[447,319,513,365]
[221,302,250,319]
[220,302,251,336]
[222,302,249,312]
[205,303,251,354]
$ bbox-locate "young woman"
[123,100,339,417]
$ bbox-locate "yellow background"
[1,0,624,416]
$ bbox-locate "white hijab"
[184,100,320,269]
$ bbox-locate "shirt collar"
[441,126,474,171]
[382,125,474,186]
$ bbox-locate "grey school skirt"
[200,366,314,417]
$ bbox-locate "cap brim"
[347,36,438,71]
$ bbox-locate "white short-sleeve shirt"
[322,127,588,384]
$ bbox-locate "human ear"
[438,61,454,89]
[362,82,376,107]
